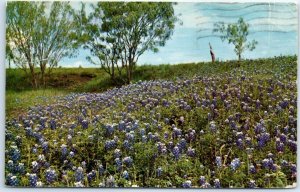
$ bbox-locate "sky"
[8,2,299,67]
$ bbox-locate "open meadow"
[5,56,297,188]
[5,1,297,189]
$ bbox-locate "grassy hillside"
[5,55,297,187]
[6,56,297,93]
[6,56,296,117]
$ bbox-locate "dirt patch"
[47,74,94,89]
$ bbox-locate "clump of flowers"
[45,168,57,184]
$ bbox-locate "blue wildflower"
[41,142,49,153]
[173,146,180,160]
[288,140,297,152]
[69,151,75,158]
[179,138,187,151]
[249,164,256,174]
[98,164,105,176]
[199,176,205,186]
[87,170,96,183]
[81,120,88,129]
[157,167,163,177]
[7,160,15,173]
[214,179,221,188]
[105,140,116,151]
[140,128,145,136]
[187,147,195,157]
[182,180,192,188]
[9,145,20,162]
[28,173,38,187]
[16,163,25,174]
[45,168,56,184]
[276,140,284,153]
[216,156,222,168]
[248,180,256,188]
[31,161,39,173]
[61,144,68,157]
[230,158,241,171]
[123,140,131,150]
[49,119,56,130]
[122,170,129,179]
[123,156,133,167]
[74,167,84,182]
[281,160,288,167]
[115,158,122,171]
[6,174,19,186]
[114,149,122,158]
[201,182,211,188]
[105,124,114,135]
[291,164,296,174]
[209,121,217,132]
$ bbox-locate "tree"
[80,2,178,84]
[6,1,79,88]
[5,33,14,69]
[213,18,258,61]
[75,3,124,84]
[7,2,39,87]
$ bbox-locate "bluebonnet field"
[5,56,297,188]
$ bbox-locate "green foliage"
[5,55,297,188]
[6,89,67,117]
[6,1,80,88]
[213,18,258,61]
[6,55,297,93]
[79,2,178,84]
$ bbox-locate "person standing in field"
[209,42,215,63]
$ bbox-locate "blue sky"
[42,2,299,67]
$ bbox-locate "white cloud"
[61,60,87,68]
[175,3,211,29]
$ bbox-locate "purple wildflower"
[216,156,222,168]
[74,167,84,182]
[214,179,221,188]
[182,180,192,188]
[45,168,56,184]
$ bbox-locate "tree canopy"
[7,1,178,87]
[6,1,79,88]
[80,2,178,83]
[213,18,258,61]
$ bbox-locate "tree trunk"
[127,49,134,84]
[111,62,115,82]
[129,67,133,83]
[29,66,38,89]
[126,62,131,84]
[127,68,131,84]
[41,71,45,88]
[127,60,134,84]
[110,71,117,85]
[40,64,46,88]
[237,53,242,67]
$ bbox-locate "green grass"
[4,55,297,187]
[6,67,105,91]
[5,55,297,116]
[6,89,68,117]
[6,55,297,93]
